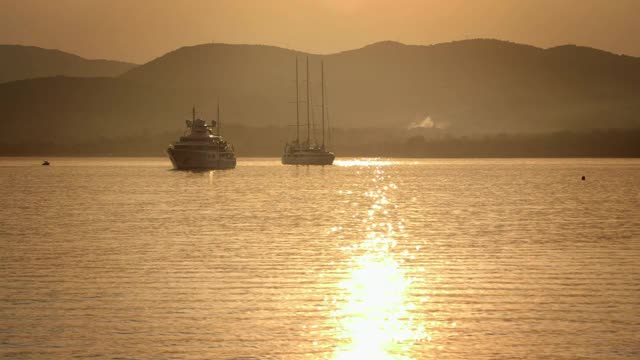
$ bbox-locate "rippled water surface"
[1,157,639,359]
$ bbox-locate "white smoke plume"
[408,116,448,130]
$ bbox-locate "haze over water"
[1,158,638,359]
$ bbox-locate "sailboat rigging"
[282,57,335,165]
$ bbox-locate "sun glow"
[332,165,426,360]
[335,159,397,167]
[334,255,419,360]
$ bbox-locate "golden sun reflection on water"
[334,159,398,167]
[332,163,426,360]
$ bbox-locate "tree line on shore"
[1,127,638,158]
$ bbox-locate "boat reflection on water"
[330,161,427,360]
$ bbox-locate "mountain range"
[0,40,638,152]
[0,45,137,84]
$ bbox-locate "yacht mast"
[217,100,221,136]
[295,57,300,144]
[321,60,325,150]
[306,56,311,145]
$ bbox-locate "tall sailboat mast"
[321,60,325,150]
[306,56,311,145]
[295,58,300,144]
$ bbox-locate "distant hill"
[327,40,640,133]
[0,45,137,83]
[0,40,639,152]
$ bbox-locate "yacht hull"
[167,148,236,170]
[281,152,335,165]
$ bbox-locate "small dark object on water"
[581,176,586,181]
[42,160,50,166]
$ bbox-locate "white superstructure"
[167,106,236,170]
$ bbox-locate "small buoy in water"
[581,176,586,181]
[42,160,50,166]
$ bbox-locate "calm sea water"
[1,157,638,360]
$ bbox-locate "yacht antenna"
[192,105,196,122]
[321,60,325,150]
[217,99,221,136]
[295,57,300,144]
[306,56,311,145]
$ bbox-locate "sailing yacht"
[282,57,335,165]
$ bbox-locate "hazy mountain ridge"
[0,45,138,83]
[1,40,639,155]
[327,39,639,132]
[118,39,640,133]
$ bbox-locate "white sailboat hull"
[281,151,335,165]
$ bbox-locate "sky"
[1,0,639,64]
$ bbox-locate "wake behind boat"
[282,57,334,165]
[167,106,236,170]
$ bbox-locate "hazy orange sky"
[1,0,639,63]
